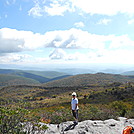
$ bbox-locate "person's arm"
[74,99,78,112]
[74,103,78,112]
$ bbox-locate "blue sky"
[0,0,134,69]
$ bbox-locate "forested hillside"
[0,74,40,86]
[0,69,67,78]
[0,69,71,85]
[42,73,134,87]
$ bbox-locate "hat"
[72,92,77,96]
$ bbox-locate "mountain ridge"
[0,74,40,86]
[0,69,71,85]
[121,71,134,76]
[42,73,134,87]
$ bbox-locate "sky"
[0,0,134,70]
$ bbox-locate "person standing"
[71,92,79,124]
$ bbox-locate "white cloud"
[49,48,92,61]
[68,52,90,61]
[97,18,111,25]
[107,35,134,49]
[44,28,108,50]
[29,0,74,17]
[49,48,67,60]
[95,49,134,64]
[1,28,134,53]
[72,0,134,16]
[74,22,85,28]
[0,27,134,64]
[128,19,134,24]
[0,53,32,63]
[28,2,43,17]
[28,0,134,17]
[0,28,45,53]
[44,0,73,16]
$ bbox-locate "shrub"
[0,106,29,133]
[109,101,132,117]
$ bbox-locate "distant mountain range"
[0,69,71,86]
[56,68,96,75]
[60,68,134,75]
[0,68,134,87]
[1,63,134,74]
[121,71,134,76]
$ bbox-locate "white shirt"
[71,98,79,110]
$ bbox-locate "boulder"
[23,117,134,134]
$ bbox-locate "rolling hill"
[42,73,134,87]
[27,70,68,78]
[0,69,68,78]
[0,69,71,84]
[0,74,40,86]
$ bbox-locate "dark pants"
[72,110,78,120]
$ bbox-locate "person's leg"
[72,110,76,118]
[75,110,78,123]
[72,110,78,124]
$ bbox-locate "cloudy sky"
[0,0,134,69]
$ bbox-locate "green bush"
[0,106,28,133]
[109,101,132,117]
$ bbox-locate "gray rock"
[23,117,134,134]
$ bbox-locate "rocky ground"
[23,117,134,134]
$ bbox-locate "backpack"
[122,126,134,134]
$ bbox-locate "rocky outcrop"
[23,117,134,134]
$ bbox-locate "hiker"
[71,92,79,124]
[122,126,134,134]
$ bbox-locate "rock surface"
[23,117,134,134]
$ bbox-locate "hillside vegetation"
[0,69,67,78]
[1,72,134,133]
[0,74,40,87]
[43,73,134,87]
[0,69,71,85]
